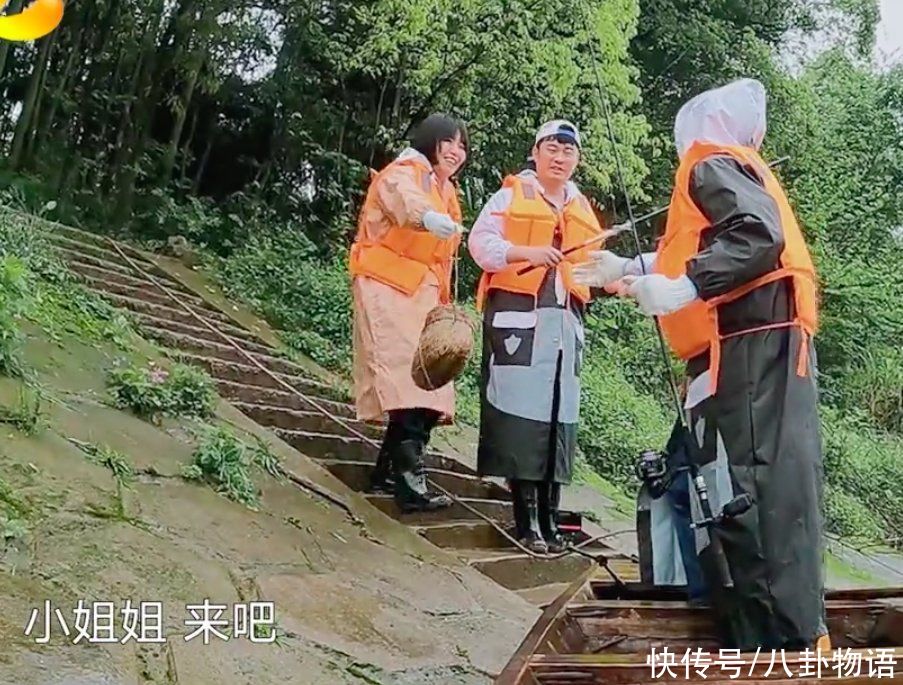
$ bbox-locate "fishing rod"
[516,155,790,277]
[583,35,684,420]
[583,28,753,581]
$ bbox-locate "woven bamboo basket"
[411,304,476,391]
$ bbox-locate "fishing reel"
[689,472,755,530]
[634,449,672,499]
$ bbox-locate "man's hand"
[622,274,698,316]
[509,245,564,267]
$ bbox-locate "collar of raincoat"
[517,168,580,212]
[673,78,767,160]
[396,147,433,171]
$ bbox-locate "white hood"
[674,78,767,159]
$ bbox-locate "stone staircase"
[49,225,636,604]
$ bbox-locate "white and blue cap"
[534,119,581,148]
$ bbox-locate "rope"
[99,234,629,570]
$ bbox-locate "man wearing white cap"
[573,79,828,651]
[468,120,604,553]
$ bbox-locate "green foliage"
[0,386,45,435]
[215,229,354,373]
[824,484,886,544]
[821,407,903,544]
[0,255,30,377]
[832,345,903,434]
[184,426,262,509]
[30,280,136,349]
[0,207,67,282]
[0,208,136,350]
[577,335,672,492]
[75,441,135,487]
[107,361,217,422]
[0,514,28,543]
[281,329,352,377]
[0,474,30,546]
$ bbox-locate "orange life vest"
[476,175,603,312]
[655,142,819,393]
[349,157,462,303]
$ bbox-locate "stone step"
[131,312,270,353]
[82,280,237,330]
[321,461,509,501]
[79,272,229,321]
[56,245,157,282]
[414,521,512,550]
[67,257,165,291]
[515,582,573,607]
[214,380,356,418]
[142,327,306,378]
[365,494,512,525]
[173,352,345,403]
[81,289,235,333]
[52,236,192,295]
[461,550,632,591]
[49,224,144,256]
[276,430,475,475]
[232,403,382,439]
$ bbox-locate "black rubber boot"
[392,439,452,512]
[512,480,548,554]
[368,443,394,494]
[368,424,399,494]
[539,481,566,553]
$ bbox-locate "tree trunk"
[34,15,85,162]
[159,53,204,184]
[9,32,56,170]
[0,0,24,87]
[180,107,199,183]
[192,126,215,194]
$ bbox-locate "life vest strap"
[708,320,813,394]
[707,266,814,308]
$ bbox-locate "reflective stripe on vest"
[349,158,462,303]
[476,175,603,311]
[655,142,819,393]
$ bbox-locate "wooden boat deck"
[496,558,903,684]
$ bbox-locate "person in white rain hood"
[573,79,829,652]
[468,120,604,554]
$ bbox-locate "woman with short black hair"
[349,113,468,512]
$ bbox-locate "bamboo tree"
[9,32,56,170]
[0,0,24,85]
[160,51,205,184]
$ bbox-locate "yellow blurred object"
[815,633,832,651]
[0,0,64,42]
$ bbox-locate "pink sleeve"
[373,165,434,229]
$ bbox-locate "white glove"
[422,211,460,239]
[622,274,698,316]
[572,251,631,287]
[625,252,658,276]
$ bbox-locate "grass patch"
[824,550,883,586]
[181,425,274,509]
[0,255,31,378]
[0,385,44,435]
[107,360,217,422]
[0,475,30,548]
[573,457,636,519]
[67,439,136,521]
